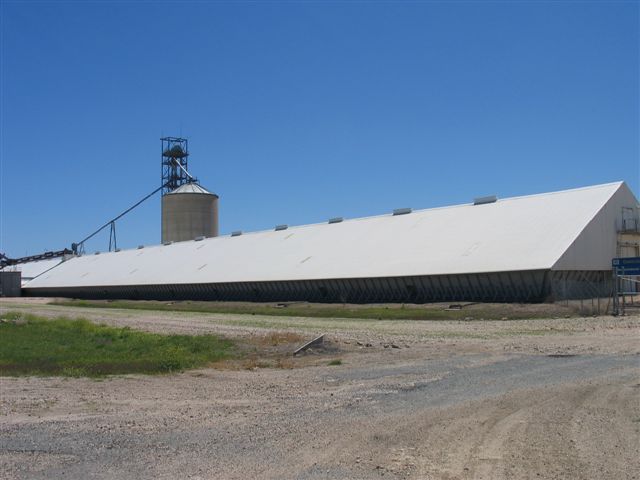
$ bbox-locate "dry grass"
[250,331,306,347]
[212,331,318,370]
[214,355,297,371]
[275,357,296,369]
[241,358,271,370]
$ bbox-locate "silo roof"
[167,183,215,195]
[23,182,637,290]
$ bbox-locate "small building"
[0,271,21,297]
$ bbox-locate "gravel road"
[1,300,639,479]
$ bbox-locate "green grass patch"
[51,299,574,321]
[327,359,343,366]
[0,312,234,377]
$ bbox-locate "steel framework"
[161,137,191,194]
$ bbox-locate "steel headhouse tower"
[161,137,192,194]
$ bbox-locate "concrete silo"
[161,182,219,243]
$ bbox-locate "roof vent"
[231,231,242,237]
[328,217,344,224]
[393,208,412,216]
[473,195,497,205]
[275,224,288,231]
[194,236,205,241]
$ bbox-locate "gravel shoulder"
[1,300,639,479]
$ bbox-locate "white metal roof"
[168,183,215,195]
[1,257,66,286]
[24,182,637,289]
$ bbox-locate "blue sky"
[1,1,638,256]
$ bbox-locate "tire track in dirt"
[289,374,638,480]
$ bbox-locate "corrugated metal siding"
[24,270,614,302]
[23,270,552,302]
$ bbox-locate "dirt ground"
[1,298,639,479]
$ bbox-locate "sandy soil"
[1,299,639,479]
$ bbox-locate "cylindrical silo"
[161,182,219,243]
